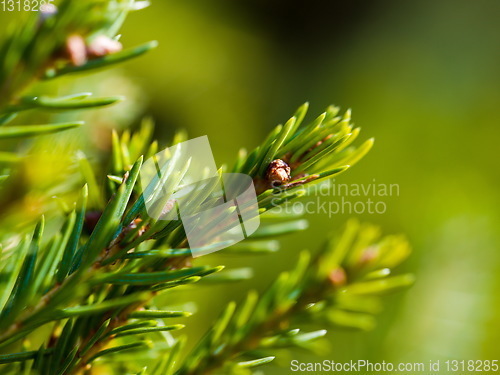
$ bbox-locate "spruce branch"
[0,102,377,374]
[0,0,157,123]
[0,1,414,374]
[173,220,413,375]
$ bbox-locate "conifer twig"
[0,1,414,374]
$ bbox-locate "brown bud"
[64,34,122,67]
[266,159,291,186]
[328,267,347,287]
[65,34,87,66]
[87,35,123,58]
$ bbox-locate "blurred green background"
[2,0,500,372]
